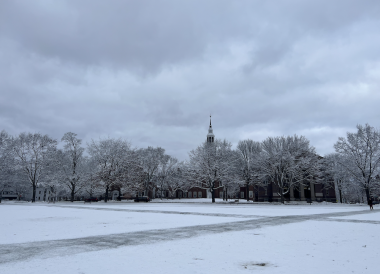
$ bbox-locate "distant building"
[239,181,337,202]
[23,186,56,202]
[1,188,18,200]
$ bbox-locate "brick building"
[240,181,337,202]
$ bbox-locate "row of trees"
[1,124,379,203]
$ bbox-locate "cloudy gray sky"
[1,0,380,160]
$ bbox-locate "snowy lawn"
[331,211,380,221]
[0,204,243,244]
[0,202,378,274]
[57,199,370,216]
[3,220,378,274]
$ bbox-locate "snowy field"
[0,201,379,274]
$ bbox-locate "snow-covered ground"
[58,199,369,216]
[0,204,243,244]
[0,201,378,274]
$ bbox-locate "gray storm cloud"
[1,0,380,160]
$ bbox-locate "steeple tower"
[207,115,215,143]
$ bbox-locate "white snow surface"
[0,203,242,244]
[0,201,378,274]
[331,211,380,221]
[60,199,368,216]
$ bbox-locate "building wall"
[1,189,18,200]
[240,182,337,202]
[23,187,56,202]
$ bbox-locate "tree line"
[0,124,379,203]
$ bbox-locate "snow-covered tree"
[155,155,178,199]
[88,138,142,202]
[188,139,235,203]
[137,147,166,197]
[258,135,320,203]
[166,161,190,198]
[334,124,380,202]
[56,132,88,202]
[323,153,354,203]
[12,133,57,202]
[83,167,103,198]
[0,130,13,174]
[8,169,29,201]
[0,130,14,202]
[235,139,262,201]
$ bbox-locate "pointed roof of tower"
[207,115,215,138]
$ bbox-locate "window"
[188,192,192,198]
[193,192,197,198]
[198,191,202,198]
[39,191,41,194]
[220,192,223,198]
[249,191,253,198]
[264,188,267,195]
[183,192,187,198]
[240,192,244,199]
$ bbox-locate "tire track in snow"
[0,208,378,265]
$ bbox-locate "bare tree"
[334,124,380,202]
[56,132,87,202]
[138,147,166,197]
[88,138,140,202]
[12,133,57,202]
[156,155,178,199]
[84,172,102,199]
[0,130,12,173]
[166,160,187,199]
[0,131,14,203]
[258,135,320,203]
[323,153,355,203]
[236,139,262,201]
[188,139,235,203]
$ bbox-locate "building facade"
[239,180,337,202]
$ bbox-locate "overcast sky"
[1,0,380,160]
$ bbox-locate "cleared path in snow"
[0,205,378,265]
[44,204,265,219]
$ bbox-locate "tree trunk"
[365,187,370,202]
[212,188,215,203]
[105,185,109,202]
[246,182,249,202]
[333,178,340,203]
[32,183,36,203]
[118,188,121,201]
[70,184,75,202]
[280,185,284,204]
[339,189,343,203]
[225,188,228,201]
[145,180,149,199]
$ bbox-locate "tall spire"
[207,115,215,143]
